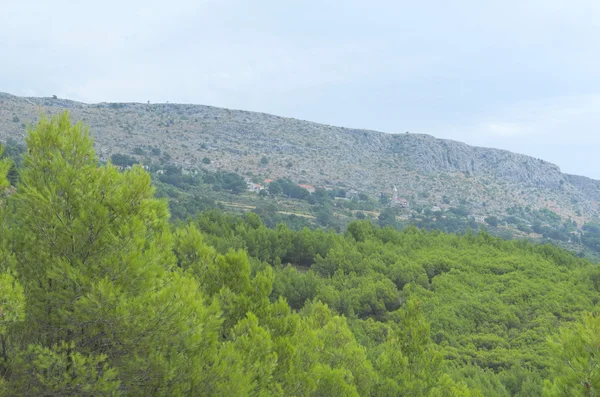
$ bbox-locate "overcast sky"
[1,1,600,178]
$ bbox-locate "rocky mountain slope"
[1,92,599,227]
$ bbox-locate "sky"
[1,0,600,178]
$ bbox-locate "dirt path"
[218,201,315,219]
[218,201,255,210]
[277,211,315,219]
[350,209,380,217]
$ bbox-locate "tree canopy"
[0,112,598,396]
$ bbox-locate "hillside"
[1,113,600,395]
[2,92,600,252]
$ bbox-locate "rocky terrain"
[1,92,599,227]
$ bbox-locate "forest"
[0,113,599,396]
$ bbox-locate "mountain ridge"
[1,91,599,229]
[1,92,578,180]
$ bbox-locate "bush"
[110,153,137,167]
[485,216,499,227]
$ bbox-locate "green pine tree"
[2,113,230,395]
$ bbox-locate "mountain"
[1,92,600,247]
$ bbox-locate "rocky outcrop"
[387,133,564,189]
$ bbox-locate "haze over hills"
[1,91,600,231]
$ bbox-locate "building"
[396,198,409,208]
[390,185,410,208]
[246,178,265,193]
[472,215,486,223]
[247,183,264,193]
[346,189,359,199]
[297,184,316,194]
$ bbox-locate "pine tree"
[0,145,25,392]
[543,313,600,397]
[3,113,228,395]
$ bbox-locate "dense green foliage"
[190,209,600,395]
[0,138,25,186]
[0,113,599,395]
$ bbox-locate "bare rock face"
[387,133,564,188]
[0,92,598,221]
[565,174,600,202]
